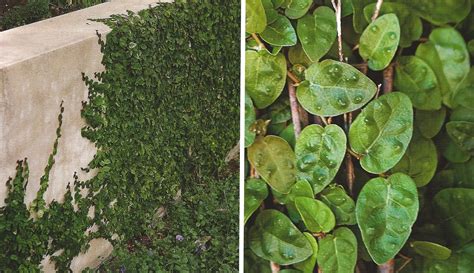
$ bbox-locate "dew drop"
[327,160,337,168]
[371,26,378,33]
[307,138,318,149]
[454,49,466,62]
[366,227,376,235]
[353,95,363,103]
[388,32,397,40]
[385,48,392,53]
[315,105,322,111]
[332,196,346,205]
[426,81,436,90]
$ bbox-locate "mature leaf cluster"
[245,0,474,272]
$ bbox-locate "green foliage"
[244,179,268,223]
[245,2,473,270]
[0,0,50,30]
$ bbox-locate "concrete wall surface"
[0,0,170,271]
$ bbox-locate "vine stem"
[251,33,266,50]
[344,113,355,195]
[378,259,395,273]
[287,81,302,137]
[371,0,384,21]
[331,0,344,62]
[270,261,280,273]
[383,64,394,94]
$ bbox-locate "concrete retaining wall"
[0,0,169,271]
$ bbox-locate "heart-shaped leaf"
[320,184,356,225]
[247,0,267,33]
[294,233,319,273]
[248,136,296,193]
[246,50,287,109]
[245,178,269,224]
[297,60,377,117]
[394,56,442,110]
[295,197,336,233]
[359,14,400,71]
[392,133,438,187]
[415,27,470,107]
[317,227,358,273]
[297,6,337,62]
[295,124,346,194]
[261,15,297,47]
[284,0,312,19]
[363,3,422,48]
[415,107,446,139]
[272,180,314,222]
[349,92,413,174]
[249,209,313,265]
[245,94,257,147]
[356,173,419,264]
[446,121,474,154]
[411,241,452,260]
[434,188,474,246]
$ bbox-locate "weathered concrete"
[0,0,170,271]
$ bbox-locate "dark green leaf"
[320,184,356,225]
[245,94,257,147]
[284,0,312,19]
[245,179,269,224]
[410,241,451,260]
[294,233,319,273]
[399,0,471,26]
[261,15,297,47]
[295,197,336,233]
[415,108,446,139]
[317,227,358,273]
[446,121,474,154]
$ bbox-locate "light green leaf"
[295,124,346,194]
[284,0,312,19]
[446,121,474,154]
[392,133,438,187]
[245,179,269,224]
[320,184,356,225]
[356,173,419,264]
[294,233,319,273]
[273,180,313,223]
[434,188,474,246]
[247,0,267,33]
[297,6,337,62]
[295,197,336,233]
[363,2,421,48]
[349,92,413,174]
[415,27,470,107]
[411,241,451,260]
[245,94,257,147]
[415,107,446,139]
[317,227,358,273]
[249,209,313,265]
[359,14,400,71]
[261,15,297,47]
[398,0,471,26]
[248,136,296,194]
[297,60,377,117]
[246,50,287,109]
[394,56,442,110]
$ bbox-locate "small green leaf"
[297,60,377,117]
[352,0,375,33]
[320,184,356,225]
[453,68,474,110]
[415,27,470,107]
[363,3,422,48]
[248,136,296,194]
[284,0,312,19]
[260,15,297,47]
[317,227,358,273]
[288,43,313,66]
[295,124,346,194]
[356,173,419,264]
[245,94,257,147]
[359,14,400,71]
[297,6,337,62]
[294,233,319,273]
[349,92,413,174]
[438,131,471,163]
[295,197,336,233]
[434,188,474,246]
[452,158,474,189]
[411,241,452,260]
[273,180,313,223]
[245,179,269,224]
[246,50,287,109]
[446,121,474,154]
[415,242,474,272]
[279,123,296,149]
[247,0,267,33]
[261,96,291,124]
[394,56,442,110]
[249,209,313,265]
[392,133,438,187]
[415,107,446,139]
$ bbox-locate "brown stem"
[353,62,368,74]
[287,70,301,84]
[270,261,280,273]
[344,112,355,195]
[331,0,344,62]
[378,259,395,273]
[383,64,394,94]
[288,81,302,137]
[299,105,309,127]
[371,0,384,21]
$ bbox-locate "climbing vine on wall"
[1,0,239,271]
[245,0,474,272]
